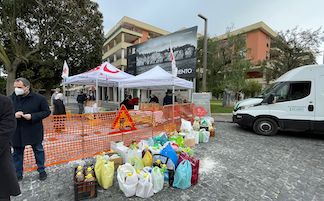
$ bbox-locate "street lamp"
[198,14,208,92]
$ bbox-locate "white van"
[232,64,324,135]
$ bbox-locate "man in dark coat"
[0,95,21,200]
[10,78,51,181]
[163,90,177,105]
[149,94,159,103]
[76,91,87,114]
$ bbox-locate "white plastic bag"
[184,132,196,147]
[111,141,129,163]
[149,145,162,155]
[117,163,138,197]
[126,149,142,164]
[201,116,214,126]
[192,130,199,144]
[136,171,154,198]
[180,118,193,132]
[151,167,164,193]
[138,140,149,151]
[199,129,210,143]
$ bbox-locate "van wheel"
[253,118,278,136]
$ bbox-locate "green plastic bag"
[153,133,169,145]
[129,156,144,171]
[151,167,164,193]
[178,147,194,156]
[169,136,185,147]
[199,131,204,143]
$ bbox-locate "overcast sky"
[95,0,324,63]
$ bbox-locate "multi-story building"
[102,16,169,70]
[215,21,277,86]
[100,16,169,102]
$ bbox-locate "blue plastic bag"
[173,160,192,189]
[160,143,178,167]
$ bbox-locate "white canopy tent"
[119,65,193,121]
[64,62,134,105]
[119,65,193,90]
[64,62,133,86]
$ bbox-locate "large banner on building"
[127,26,197,78]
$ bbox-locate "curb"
[215,120,233,123]
[212,113,232,116]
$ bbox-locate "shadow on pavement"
[229,123,324,141]
[278,130,324,141]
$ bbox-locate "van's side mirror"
[267,94,274,104]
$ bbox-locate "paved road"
[13,122,324,201]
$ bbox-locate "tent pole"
[62,79,66,104]
[172,84,175,123]
[96,79,99,107]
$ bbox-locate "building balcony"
[112,58,127,68]
[104,28,143,46]
[102,41,133,60]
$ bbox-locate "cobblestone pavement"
[12,122,324,201]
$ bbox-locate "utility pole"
[198,14,208,92]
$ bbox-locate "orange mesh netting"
[22,103,194,172]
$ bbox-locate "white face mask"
[15,88,25,96]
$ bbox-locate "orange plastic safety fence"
[23,104,194,172]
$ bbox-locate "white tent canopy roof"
[119,65,193,89]
[64,62,134,86]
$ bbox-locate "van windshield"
[255,82,283,98]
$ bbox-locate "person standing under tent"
[149,94,159,103]
[76,91,87,114]
[163,90,177,105]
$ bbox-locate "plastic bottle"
[75,171,85,182]
[125,172,138,185]
[153,159,161,168]
[193,117,200,131]
[76,165,83,173]
[161,164,169,181]
[84,173,95,182]
[85,167,94,176]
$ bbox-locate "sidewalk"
[212,113,232,122]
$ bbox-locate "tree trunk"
[5,59,20,95]
[6,68,16,96]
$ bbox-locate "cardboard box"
[106,152,123,168]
